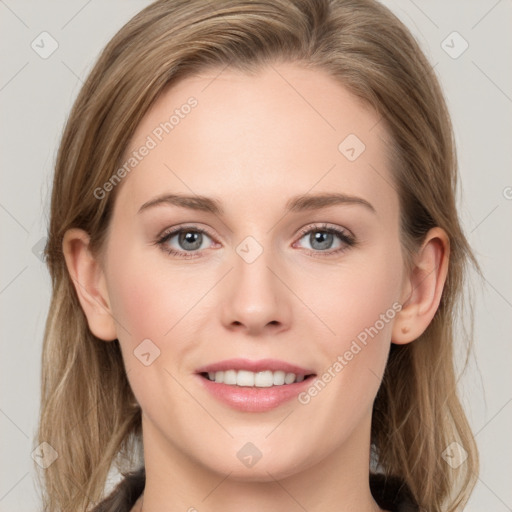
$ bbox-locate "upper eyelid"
[158,224,214,239]
[297,223,352,237]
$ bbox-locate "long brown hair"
[37,0,479,510]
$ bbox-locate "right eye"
[156,225,217,258]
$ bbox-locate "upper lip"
[196,358,316,375]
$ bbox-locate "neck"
[138,414,384,512]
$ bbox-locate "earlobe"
[62,228,117,341]
[392,227,450,345]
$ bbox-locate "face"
[99,63,407,481]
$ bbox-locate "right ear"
[62,228,117,341]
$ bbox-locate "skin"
[63,63,449,512]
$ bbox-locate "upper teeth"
[207,370,305,387]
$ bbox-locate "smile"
[196,358,316,412]
[202,370,311,387]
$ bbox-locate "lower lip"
[197,374,314,412]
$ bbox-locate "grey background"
[1,0,511,510]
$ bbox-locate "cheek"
[103,252,197,414]
[335,266,400,344]
[108,264,169,341]
[105,243,194,338]
[301,242,404,403]
[306,247,403,353]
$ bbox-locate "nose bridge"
[220,234,290,333]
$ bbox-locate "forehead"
[115,63,397,219]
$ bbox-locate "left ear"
[392,227,450,344]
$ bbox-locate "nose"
[220,244,292,336]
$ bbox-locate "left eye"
[295,226,354,253]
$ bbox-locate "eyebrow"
[138,192,376,215]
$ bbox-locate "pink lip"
[196,358,315,375]
[196,358,316,413]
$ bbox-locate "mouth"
[199,369,315,387]
[195,358,316,412]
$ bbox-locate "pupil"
[311,231,333,250]
[179,231,202,250]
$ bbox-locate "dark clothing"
[93,468,419,511]
[369,473,419,511]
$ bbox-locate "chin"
[195,443,317,483]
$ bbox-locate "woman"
[37,0,479,511]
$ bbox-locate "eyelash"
[155,223,356,259]
[295,224,356,257]
[155,225,215,259]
